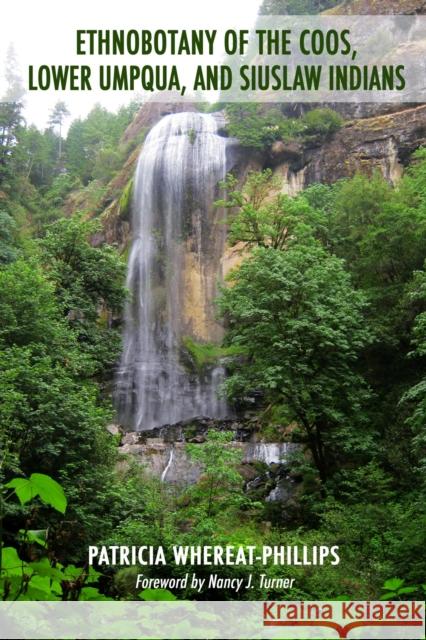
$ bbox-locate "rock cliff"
[271,104,426,191]
[324,0,426,14]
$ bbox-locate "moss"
[118,178,133,221]
[120,241,131,261]
[187,129,197,145]
[181,336,243,373]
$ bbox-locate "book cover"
[0,0,425,638]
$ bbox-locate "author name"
[88,544,340,567]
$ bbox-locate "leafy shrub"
[226,104,343,150]
[301,108,343,141]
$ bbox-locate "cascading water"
[116,112,230,431]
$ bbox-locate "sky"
[0,0,261,131]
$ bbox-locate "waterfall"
[244,443,297,465]
[116,112,230,431]
[161,448,174,483]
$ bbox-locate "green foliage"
[259,0,341,14]
[302,108,343,142]
[399,262,426,478]
[182,336,242,372]
[0,101,24,187]
[219,244,372,479]
[39,215,126,377]
[44,173,82,208]
[17,126,58,189]
[0,224,127,561]
[1,474,111,601]
[0,210,19,263]
[226,104,286,149]
[6,473,67,513]
[0,259,62,347]
[225,104,342,150]
[185,431,245,520]
[217,169,326,249]
[118,178,134,220]
[66,102,140,184]
[380,578,419,600]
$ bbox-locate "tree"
[0,102,23,185]
[66,102,140,184]
[302,108,343,142]
[0,211,19,263]
[39,216,126,378]
[48,101,70,161]
[2,44,25,103]
[225,104,285,149]
[186,431,244,519]
[217,169,325,250]
[218,244,372,480]
[17,125,57,188]
[400,263,426,479]
[0,258,121,561]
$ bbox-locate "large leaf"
[6,474,67,514]
[29,559,65,582]
[19,529,48,548]
[30,474,67,514]
[397,586,418,595]
[382,578,405,591]
[1,547,26,573]
[23,576,61,601]
[62,564,84,578]
[0,575,24,599]
[5,478,37,505]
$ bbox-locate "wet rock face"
[305,105,426,185]
[325,0,426,15]
[116,418,301,502]
[270,105,426,193]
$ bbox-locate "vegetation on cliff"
[259,0,343,14]
[225,103,343,149]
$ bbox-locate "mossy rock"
[118,178,134,221]
[181,336,243,373]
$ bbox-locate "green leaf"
[383,578,405,591]
[139,588,177,601]
[5,478,37,505]
[19,529,48,548]
[1,547,26,573]
[62,564,84,578]
[29,559,64,582]
[5,474,67,514]
[0,575,25,599]
[86,566,102,581]
[20,576,61,601]
[18,576,60,601]
[29,474,67,514]
[397,586,418,595]
[380,592,396,600]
